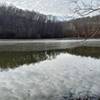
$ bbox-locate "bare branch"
[71,0,100,16]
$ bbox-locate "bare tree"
[70,0,100,39]
[71,0,100,16]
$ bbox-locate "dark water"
[0,51,61,69]
[0,47,100,69]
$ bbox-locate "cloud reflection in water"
[0,53,100,100]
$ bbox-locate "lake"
[0,39,100,100]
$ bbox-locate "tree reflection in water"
[0,47,100,69]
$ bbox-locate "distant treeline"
[0,5,100,39]
[61,15,100,38]
[0,5,64,39]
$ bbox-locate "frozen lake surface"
[0,39,99,51]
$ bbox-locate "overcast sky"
[0,0,99,16]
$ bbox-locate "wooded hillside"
[0,5,100,39]
[0,5,64,39]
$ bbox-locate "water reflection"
[66,47,100,58]
[0,47,100,69]
[0,52,100,100]
[0,51,61,69]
